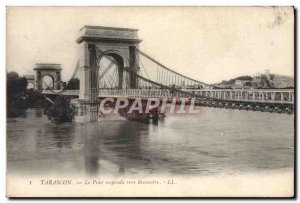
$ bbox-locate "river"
[7,107,294,177]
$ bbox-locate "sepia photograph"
[6,6,295,197]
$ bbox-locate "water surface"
[7,107,294,177]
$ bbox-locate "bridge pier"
[72,43,100,122]
[70,100,98,122]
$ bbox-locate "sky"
[6,7,294,83]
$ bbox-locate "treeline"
[65,78,79,90]
[7,71,77,123]
[219,75,253,85]
[7,71,45,117]
[47,95,76,124]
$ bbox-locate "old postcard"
[6,6,294,197]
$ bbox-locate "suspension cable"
[137,49,211,87]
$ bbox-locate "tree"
[235,76,253,81]
[7,71,19,81]
[47,95,76,124]
[7,72,28,95]
[218,75,253,86]
[7,72,29,117]
[66,78,80,90]
[7,71,45,117]
[23,89,45,108]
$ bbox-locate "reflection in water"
[35,109,42,118]
[36,122,76,152]
[7,108,294,177]
[82,121,149,176]
[83,123,101,176]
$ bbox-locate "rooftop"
[34,63,62,70]
[80,25,138,32]
[77,25,142,44]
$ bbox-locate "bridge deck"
[98,89,294,104]
[42,88,294,104]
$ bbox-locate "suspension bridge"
[30,25,294,121]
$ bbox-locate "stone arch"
[41,74,55,90]
[23,75,35,89]
[97,49,129,67]
[27,81,35,89]
[97,50,128,89]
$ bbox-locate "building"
[271,75,294,88]
[234,79,252,89]
[252,69,294,89]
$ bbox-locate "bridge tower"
[76,25,142,101]
[34,63,62,91]
[73,25,142,121]
[23,75,35,89]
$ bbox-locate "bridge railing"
[41,89,80,96]
[99,89,177,99]
[98,88,294,104]
[41,88,294,104]
[191,89,294,104]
